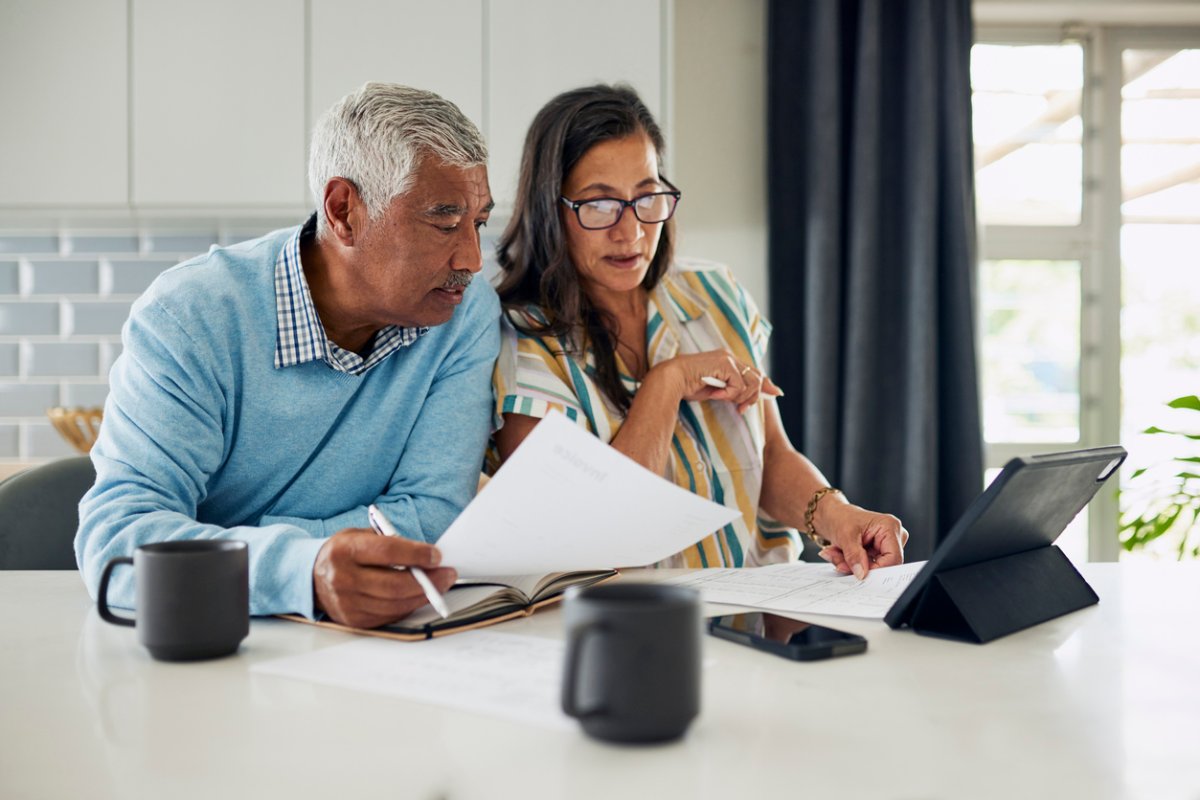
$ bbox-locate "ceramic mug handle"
[96,556,135,627]
[561,620,609,719]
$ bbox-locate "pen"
[367,504,451,619]
[701,376,726,389]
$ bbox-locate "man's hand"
[312,529,457,628]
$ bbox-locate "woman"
[491,85,906,577]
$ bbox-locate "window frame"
[974,24,1200,562]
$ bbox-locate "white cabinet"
[0,0,670,213]
[486,0,666,208]
[310,0,666,212]
[0,0,128,207]
[310,0,484,135]
[131,0,306,207]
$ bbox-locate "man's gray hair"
[308,82,487,226]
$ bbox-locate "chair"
[0,456,96,569]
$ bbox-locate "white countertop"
[2,563,1199,800]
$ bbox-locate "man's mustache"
[441,270,473,290]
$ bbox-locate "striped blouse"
[491,259,800,568]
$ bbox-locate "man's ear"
[322,178,363,246]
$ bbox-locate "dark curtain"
[766,0,982,560]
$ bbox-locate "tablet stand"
[907,545,1098,644]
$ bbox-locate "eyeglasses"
[560,179,682,230]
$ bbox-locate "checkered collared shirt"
[273,215,427,374]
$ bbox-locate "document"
[436,411,741,576]
[660,560,926,619]
[253,632,574,730]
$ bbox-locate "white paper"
[437,411,740,576]
[252,632,573,730]
[659,560,926,619]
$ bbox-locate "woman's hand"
[813,501,909,579]
[646,350,783,413]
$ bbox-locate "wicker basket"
[46,406,104,454]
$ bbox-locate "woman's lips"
[605,254,642,270]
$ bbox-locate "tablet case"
[906,546,1098,643]
[885,446,1125,644]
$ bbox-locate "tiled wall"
[0,226,277,465]
[0,223,502,468]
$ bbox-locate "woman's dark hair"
[496,84,675,415]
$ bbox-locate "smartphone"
[707,612,867,661]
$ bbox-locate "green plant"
[1118,395,1200,559]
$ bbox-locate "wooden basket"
[46,406,104,454]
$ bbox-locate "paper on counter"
[659,560,926,619]
[253,632,572,730]
[436,411,740,576]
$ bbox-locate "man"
[76,83,498,629]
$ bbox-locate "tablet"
[884,445,1126,633]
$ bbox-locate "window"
[972,43,1083,226]
[1118,46,1200,560]
[979,258,1081,444]
[972,28,1200,562]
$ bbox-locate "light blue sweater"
[76,224,500,618]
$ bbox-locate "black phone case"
[708,621,867,661]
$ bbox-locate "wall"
[672,0,769,314]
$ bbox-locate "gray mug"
[562,582,701,744]
[97,540,249,662]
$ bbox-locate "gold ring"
[740,366,752,375]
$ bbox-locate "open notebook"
[281,569,617,641]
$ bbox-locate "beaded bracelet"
[803,487,842,548]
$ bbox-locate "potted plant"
[1118,394,1200,559]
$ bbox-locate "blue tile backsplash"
[0,226,247,462]
[28,260,101,295]
[68,235,141,254]
[0,261,18,294]
[0,344,17,377]
[0,235,59,255]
